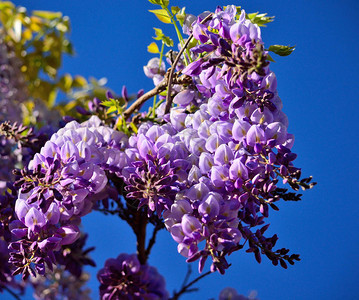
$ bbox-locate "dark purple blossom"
[97,253,169,300]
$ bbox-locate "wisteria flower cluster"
[8,116,127,279]
[98,253,169,300]
[0,2,315,299]
[132,5,313,274]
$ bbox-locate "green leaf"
[147,42,160,53]
[32,10,62,20]
[148,0,168,5]
[176,7,186,26]
[129,122,138,134]
[58,74,73,92]
[267,54,275,63]
[72,75,87,88]
[0,2,14,10]
[247,12,274,27]
[153,27,164,40]
[106,106,117,114]
[148,0,162,4]
[162,36,173,47]
[149,9,172,24]
[268,45,295,56]
[101,100,115,107]
[48,89,58,107]
[152,27,173,47]
[171,6,180,15]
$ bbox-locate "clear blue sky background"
[8,0,359,299]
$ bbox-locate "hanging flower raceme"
[8,116,128,279]
[121,122,191,217]
[97,253,169,300]
[0,184,23,292]
[0,2,315,297]
[152,5,312,273]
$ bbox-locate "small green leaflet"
[32,10,63,20]
[147,42,160,53]
[101,98,122,115]
[247,12,274,27]
[268,45,296,56]
[267,54,275,63]
[148,0,162,4]
[148,0,169,6]
[171,6,180,15]
[149,9,172,24]
[153,27,173,47]
[176,7,186,26]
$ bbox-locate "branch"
[181,264,193,287]
[170,269,212,300]
[123,80,168,119]
[122,72,192,120]
[164,13,213,114]
[3,286,21,300]
[134,209,148,265]
[145,222,164,258]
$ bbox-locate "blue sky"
[9,0,359,299]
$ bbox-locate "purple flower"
[182,59,203,76]
[97,253,169,300]
[173,89,195,106]
[143,57,166,79]
[24,207,46,231]
[211,165,229,187]
[246,125,266,147]
[214,144,234,165]
[192,23,209,43]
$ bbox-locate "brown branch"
[122,73,192,120]
[170,269,213,300]
[164,13,213,115]
[3,286,21,300]
[145,222,163,258]
[123,80,168,119]
[134,210,148,265]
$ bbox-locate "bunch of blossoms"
[0,185,24,293]
[0,2,315,298]
[121,122,192,217]
[8,115,128,279]
[0,121,51,195]
[97,253,169,300]
[134,5,314,274]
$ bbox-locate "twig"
[164,13,213,114]
[3,286,21,300]
[170,270,212,300]
[181,264,192,288]
[122,72,192,120]
[145,223,163,258]
[134,209,148,265]
[123,80,168,119]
